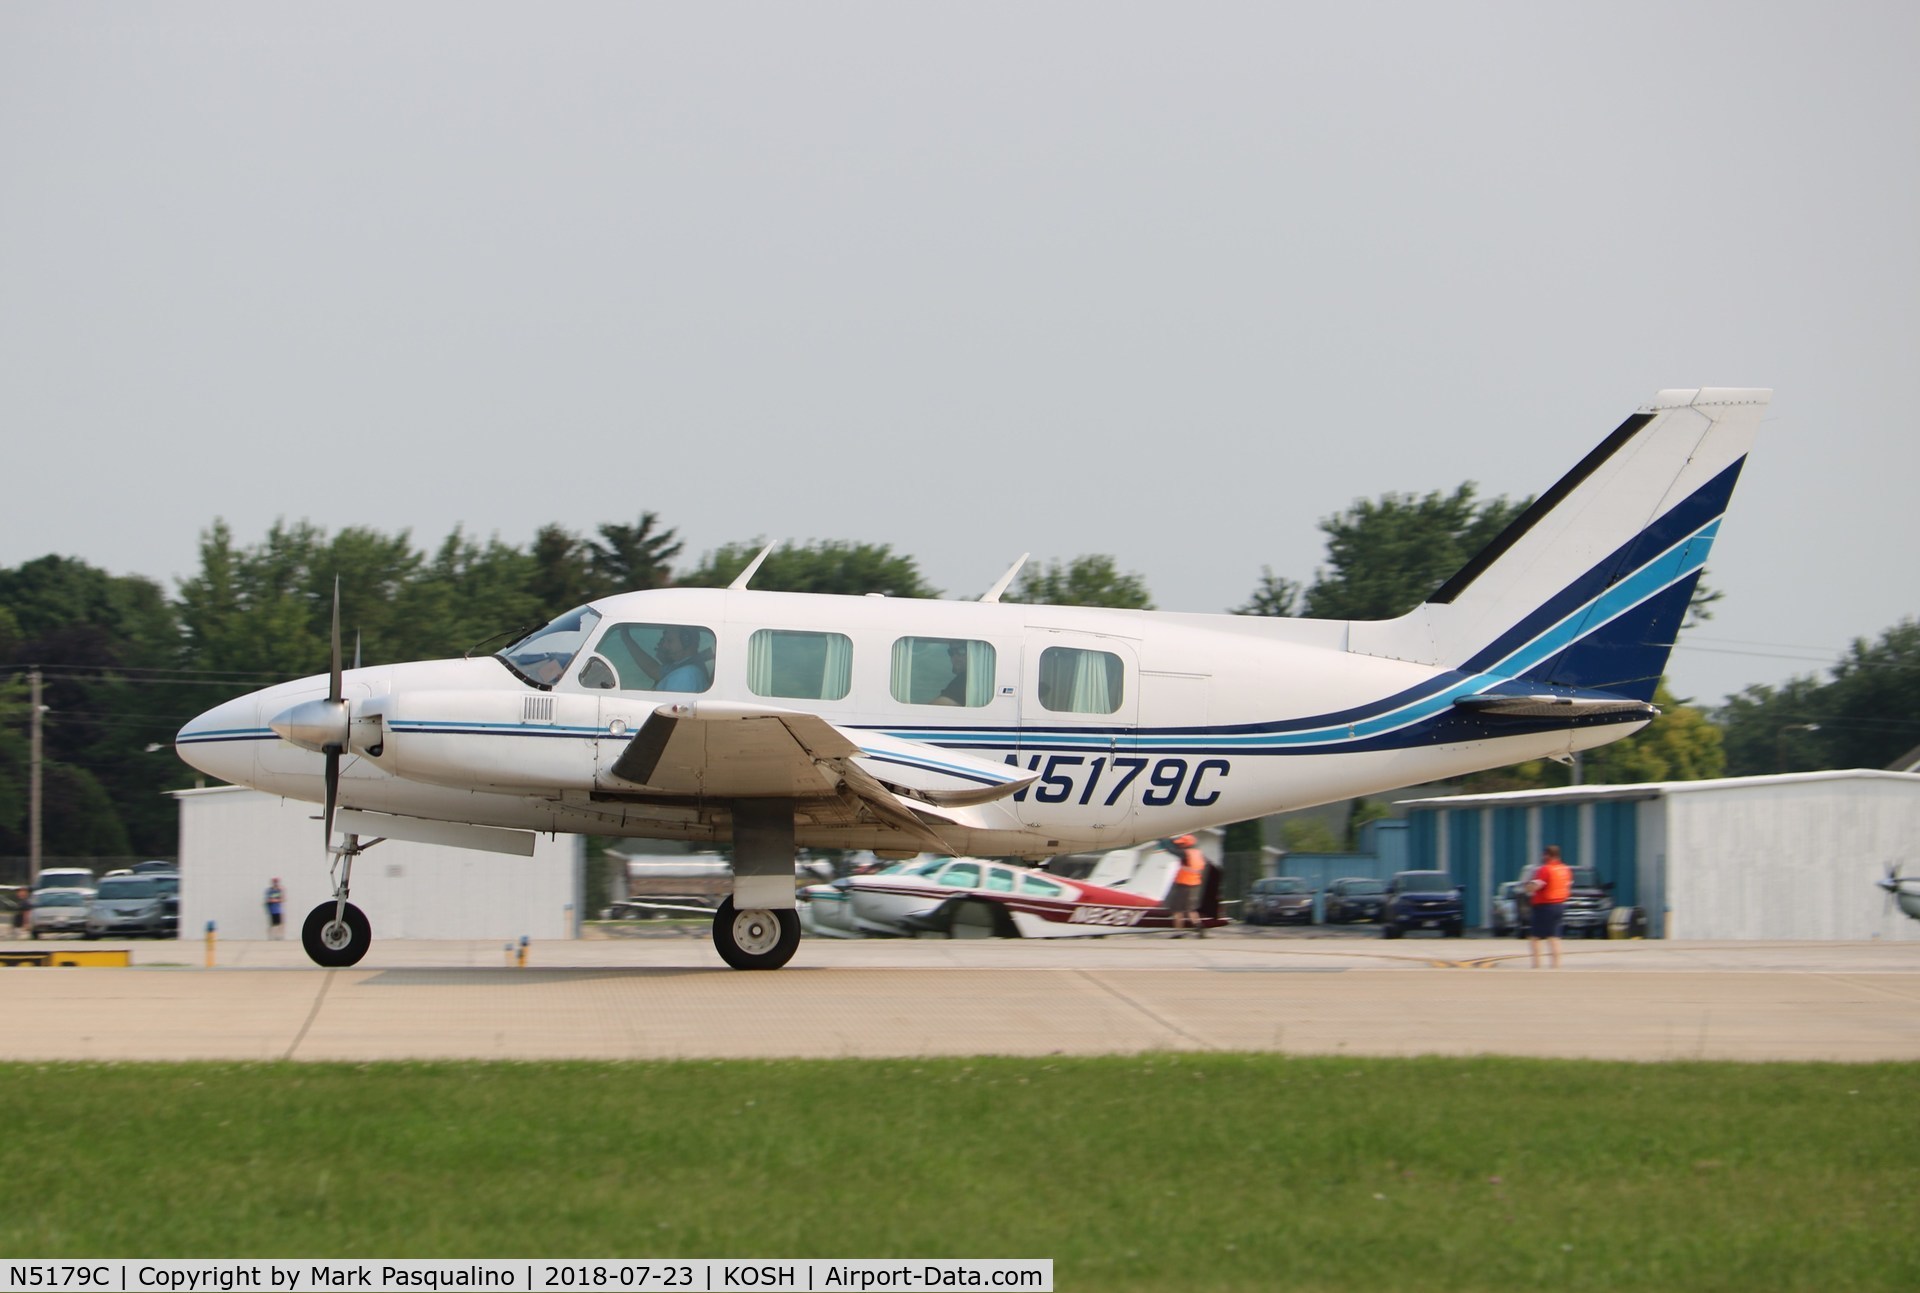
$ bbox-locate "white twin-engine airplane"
[176,388,1769,971]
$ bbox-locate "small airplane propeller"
[323,578,343,847]
[266,577,352,848]
[1877,862,1920,925]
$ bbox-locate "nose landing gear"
[301,830,378,968]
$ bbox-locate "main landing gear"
[301,831,376,968]
[712,898,801,971]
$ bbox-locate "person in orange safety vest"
[1525,844,1572,969]
[1167,834,1208,938]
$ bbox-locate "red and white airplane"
[175,388,1767,971]
[799,846,1226,939]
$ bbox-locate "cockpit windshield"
[497,606,602,688]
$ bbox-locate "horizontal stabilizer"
[1453,694,1658,721]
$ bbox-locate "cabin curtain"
[1068,651,1113,714]
[891,638,917,703]
[965,642,995,707]
[822,634,853,700]
[747,631,776,696]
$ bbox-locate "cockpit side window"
[498,607,602,688]
[586,623,717,693]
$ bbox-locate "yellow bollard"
[504,942,514,967]
[517,934,529,968]
[204,920,217,968]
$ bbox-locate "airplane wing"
[606,700,1037,850]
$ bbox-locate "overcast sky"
[3,2,1915,708]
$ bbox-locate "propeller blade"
[324,578,344,851]
[323,749,339,849]
[329,577,343,705]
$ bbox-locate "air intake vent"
[523,696,555,724]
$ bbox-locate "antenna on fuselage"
[979,553,1029,603]
[728,541,778,590]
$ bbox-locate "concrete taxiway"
[3,929,1917,1064]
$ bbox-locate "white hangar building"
[1398,770,1920,941]
[172,785,584,941]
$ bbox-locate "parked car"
[34,867,96,892]
[132,859,178,875]
[30,888,93,939]
[1322,877,1388,924]
[1561,867,1615,939]
[1381,870,1465,938]
[148,871,181,938]
[1490,880,1528,937]
[85,874,173,939]
[1243,876,1316,925]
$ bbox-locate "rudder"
[1347,388,1771,700]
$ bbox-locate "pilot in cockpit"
[651,626,709,692]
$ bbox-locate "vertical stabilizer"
[1347,388,1770,701]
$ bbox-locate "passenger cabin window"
[1037,645,1124,714]
[585,623,716,693]
[1018,874,1066,899]
[984,866,1015,893]
[936,861,980,888]
[748,629,852,701]
[890,637,996,707]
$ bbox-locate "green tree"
[587,513,683,596]
[0,556,184,855]
[1233,567,1302,618]
[1279,817,1344,853]
[1716,619,1920,775]
[395,529,544,660]
[528,524,599,619]
[1582,683,1725,784]
[1303,484,1530,620]
[1004,555,1153,609]
[679,540,939,598]
[176,521,326,680]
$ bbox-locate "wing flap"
[603,701,1027,851]
[849,729,1039,806]
[606,701,856,797]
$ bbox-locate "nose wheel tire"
[712,898,800,971]
[302,901,372,968]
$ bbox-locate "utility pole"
[29,667,43,885]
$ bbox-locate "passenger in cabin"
[930,641,970,706]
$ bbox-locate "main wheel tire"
[712,898,800,970]
[301,901,372,968]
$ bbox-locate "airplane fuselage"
[179,587,1642,859]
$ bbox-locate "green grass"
[2,1055,1915,1291]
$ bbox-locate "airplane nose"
[175,693,266,785]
